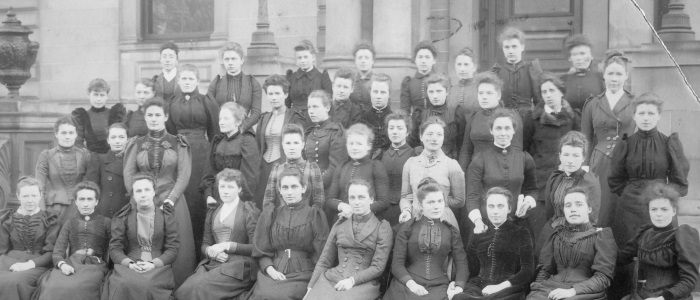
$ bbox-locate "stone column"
[322,0,362,70]
[248,0,279,57]
[658,0,696,42]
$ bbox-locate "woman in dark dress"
[123,98,195,287]
[35,181,111,300]
[326,123,390,223]
[304,90,348,189]
[527,186,617,300]
[286,40,332,129]
[208,42,262,133]
[246,168,329,300]
[86,123,130,218]
[617,183,700,300]
[153,42,182,102]
[254,75,304,204]
[200,102,261,207]
[358,73,393,153]
[560,34,605,114]
[71,78,126,154]
[528,73,580,239]
[454,187,534,300]
[102,174,179,300]
[608,93,689,246]
[36,116,91,224]
[580,50,636,228]
[385,177,468,300]
[466,108,537,235]
[400,40,437,117]
[167,64,220,255]
[175,169,260,300]
[0,177,59,300]
[536,131,600,256]
[124,78,155,137]
[452,47,479,146]
[305,179,393,300]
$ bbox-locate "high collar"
[493,143,512,154]
[148,129,167,139]
[459,78,473,87]
[17,206,40,216]
[415,69,434,79]
[352,212,372,223]
[57,145,75,153]
[137,204,156,215]
[652,222,674,232]
[420,148,445,161]
[504,60,525,71]
[372,105,388,114]
[492,220,512,231]
[314,118,332,128]
[543,104,561,114]
[639,127,658,138]
[78,211,97,221]
[296,66,319,79]
[565,168,586,178]
[90,106,107,113]
[286,157,306,165]
[358,70,373,80]
[420,215,441,225]
[389,142,412,156]
[352,155,371,165]
[110,149,124,158]
[162,68,177,81]
[225,130,241,141]
[565,222,593,232]
[284,199,308,210]
[226,71,243,79]
[481,105,500,114]
[182,89,201,100]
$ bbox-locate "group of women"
[0,27,695,300]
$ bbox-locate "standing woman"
[208,42,262,133]
[385,177,467,300]
[36,116,91,224]
[465,109,537,235]
[400,40,437,117]
[581,50,636,228]
[153,42,181,102]
[0,176,59,300]
[123,97,196,287]
[200,102,261,208]
[304,90,348,189]
[608,93,689,246]
[452,47,479,149]
[349,41,375,109]
[254,75,304,204]
[245,168,329,300]
[398,117,465,230]
[124,79,156,137]
[326,123,390,222]
[167,63,220,254]
[286,40,333,129]
[528,73,579,237]
[86,123,130,218]
[560,34,604,114]
[71,78,126,154]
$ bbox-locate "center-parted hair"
[413,40,438,61]
[179,64,200,80]
[419,116,446,136]
[88,78,111,94]
[559,131,588,156]
[219,42,245,60]
[263,74,291,94]
[136,78,155,90]
[17,176,42,195]
[73,181,101,201]
[426,73,451,90]
[280,123,305,143]
[370,73,392,90]
[604,50,630,71]
[563,186,590,205]
[346,123,375,146]
[416,177,443,204]
[160,42,179,56]
[474,71,504,93]
[108,123,128,136]
[488,108,518,130]
[454,47,476,61]
[277,168,306,189]
[564,34,592,53]
[143,97,168,115]
[384,111,412,134]
[346,178,375,201]
[54,116,77,134]
[485,186,514,210]
[643,182,680,210]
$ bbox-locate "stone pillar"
[248,0,279,57]
[322,0,362,70]
[658,0,696,42]
[316,0,327,61]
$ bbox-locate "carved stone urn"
[0,8,39,98]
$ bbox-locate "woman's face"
[569,45,593,70]
[559,145,585,174]
[295,50,315,71]
[279,176,306,205]
[75,189,98,215]
[563,192,591,225]
[415,49,436,74]
[17,185,41,212]
[332,77,354,101]
[132,179,156,209]
[307,97,330,123]
[178,70,199,93]
[634,104,661,131]
[108,127,128,152]
[478,83,500,109]
[88,90,108,109]
[603,62,628,93]
[454,55,477,80]
[145,106,168,131]
[355,49,374,73]
[222,50,244,75]
[427,83,448,106]
[218,179,242,203]
[266,85,287,110]
[219,108,240,135]
[134,83,155,106]
[346,133,371,160]
[282,133,305,160]
[160,49,178,72]
[421,191,445,219]
[649,198,676,228]
[541,81,563,110]
[348,184,373,216]
[490,117,515,147]
[387,119,408,146]
[486,194,510,227]
[55,124,77,148]
[370,81,390,109]
[420,124,444,152]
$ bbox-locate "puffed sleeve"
[200,205,217,258]
[324,126,348,186]
[616,224,648,267]
[325,162,344,211]
[391,220,414,285]
[466,235,479,281]
[400,76,412,114]
[449,223,469,288]
[543,172,559,222]
[52,219,72,267]
[252,206,277,273]
[580,97,595,165]
[533,228,556,284]
[167,135,192,203]
[123,137,140,193]
[240,76,262,133]
[666,133,690,197]
[608,136,629,196]
[109,206,131,266]
[529,59,544,107]
[352,220,393,286]
[447,159,466,209]
[465,152,486,217]
[109,103,127,124]
[230,201,261,256]
[369,161,390,214]
[153,204,180,267]
[32,211,60,268]
[203,95,221,141]
[321,70,333,98]
[454,104,466,156]
[70,108,87,149]
[206,75,221,99]
[521,152,538,199]
[663,225,700,300]
[35,149,51,211]
[399,157,414,213]
[458,111,476,172]
[240,133,262,200]
[308,219,340,289]
[571,228,617,295]
[311,208,330,264]
[508,227,534,287]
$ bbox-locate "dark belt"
[275,249,310,259]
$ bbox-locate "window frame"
[140,0,215,41]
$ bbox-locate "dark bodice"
[304,119,348,185]
[529,101,579,188]
[467,221,534,286]
[327,157,390,214]
[285,67,333,108]
[0,210,59,268]
[359,107,392,153]
[544,169,601,225]
[400,70,434,114]
[167,91,220,140]
[458,107,525,171]
[379,144,420,205]
[53,214,111,264]
[125,108,148,137]
[410,102,461,159]
[560,69,605,112]
[491,60,543,109]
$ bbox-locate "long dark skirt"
[383,274,450,300]
[35,253,109,300]
[528,279,606,300]
[453,280,527,300]
[174,257,256,300]
[246,269,312,300]
[181,131,209,260]
[590,151,616,228]
[0,251,49,300]
[171,194,196,288]
[306,273,380,300]
[101,264,174,300]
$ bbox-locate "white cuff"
[164,199,175,206]
[27,260,36,268]
[468,209,482,223]
[525,196,536,209]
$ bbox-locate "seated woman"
[527,186,617,300]
[453,187,534,300]
[35,181,111,300]
[327,123,390,223]
[0,176,59,300]
[305,179,393,300]
[617,183,700,300]
[175,169,261,300]
[385,177,468,300]
[245,168,329,300]
[102,174,179,300]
